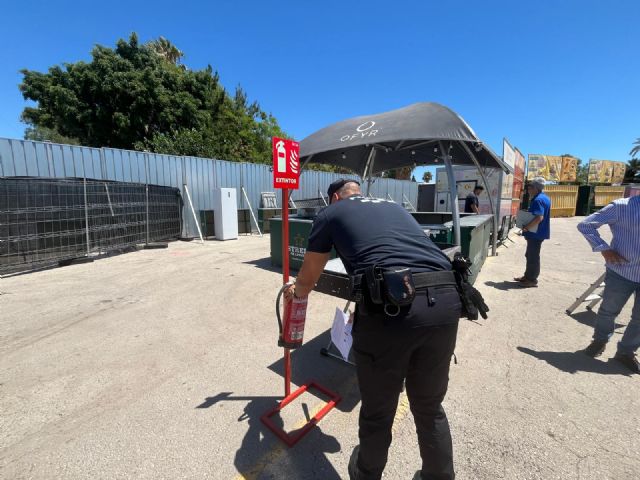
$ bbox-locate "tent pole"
[440,142,461,247]
[461,142,498,256]
[363,147,377,196]
[300,154,314,171]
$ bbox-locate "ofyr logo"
[340,121,379,142]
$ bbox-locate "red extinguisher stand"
[260,187,341,447]
[282,188,292,397]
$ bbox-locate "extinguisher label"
[272,137,300,190]
[283,296,308,346]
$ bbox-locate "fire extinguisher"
[276,283,308,349]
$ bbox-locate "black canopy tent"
[299,102,510,254]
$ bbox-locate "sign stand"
[282,187,291,396]
[260,138,340,447]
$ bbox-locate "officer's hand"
[283,283,296,301]
[601,250,627,264]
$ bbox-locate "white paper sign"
[330,308,353,360]
[515,210,538,233]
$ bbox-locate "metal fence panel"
[0,137,419,237]
[0,177,181,275]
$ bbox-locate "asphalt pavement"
[0,217,637,479]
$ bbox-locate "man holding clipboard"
[515,177,552,287]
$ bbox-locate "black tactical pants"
[351,292,459,480]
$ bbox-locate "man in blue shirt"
[514,177,551,288]
[577,196,640,374]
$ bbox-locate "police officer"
[285,179,461,480]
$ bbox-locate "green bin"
[438,215,492,284]
[270,216,337,270]
[458,215,492,284]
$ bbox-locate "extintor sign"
[272,137,300,189]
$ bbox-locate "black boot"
[613,353,640,374]
[583,340,607,358]
[348,446,361,480]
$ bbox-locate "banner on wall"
[502,138,516,174]
[435,166,511,219]
[560,156,578,182]
[588,159,626,184]
[514,148,526,182]
[527,154,577,182]
[612,162,626,184]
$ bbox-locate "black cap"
[327,178,360,200]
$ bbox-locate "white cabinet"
[213,188,238,240]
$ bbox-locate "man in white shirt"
[577,196,640,374]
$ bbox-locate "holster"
[382,267,416,307]
[362,266,416,316]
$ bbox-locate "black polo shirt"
[464,192,479,213]
[307,195,451,275]
[307,195,459,328]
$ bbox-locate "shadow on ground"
[567,310,625,330]
[484,280,531,291]
[243,257,301,275]
[517,346,630,376]
[197,393,342,479]
[196,330,357,479]
[267,329,361,414]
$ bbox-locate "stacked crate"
[593,186,626,209]
[544,185,579,217]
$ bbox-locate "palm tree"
[148,37,184,65]
[624,158,640,182]
[422,171,433,183]
[630,138,640,159]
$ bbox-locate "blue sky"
[1,0,638,182]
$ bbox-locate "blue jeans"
[593,269,640,355]
[524,238,543,282]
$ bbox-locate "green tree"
[573,158,589,184]
[384,167,412,180]
[19,33,287,165]
[422,171,433,183]
[24,125,79,145]
[576,163,589,184]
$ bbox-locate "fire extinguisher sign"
[272,137,300,190]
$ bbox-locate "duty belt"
[348,270,457,303]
